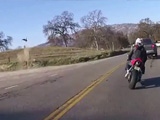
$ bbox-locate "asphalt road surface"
[0,49,160,120]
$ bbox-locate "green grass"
[0,46,129,72]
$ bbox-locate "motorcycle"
[126,58,143,89]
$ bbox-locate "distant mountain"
[36,23,138,47]
[109,23,138,35]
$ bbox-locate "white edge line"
[5,85,18,90]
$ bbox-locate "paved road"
[0,50,160,120]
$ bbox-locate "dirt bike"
[126,58,143,89]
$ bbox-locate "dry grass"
[0,46,128,72]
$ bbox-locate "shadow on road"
[0,110,50,120]
[156,55,160,59]
[151,55,160,60]
[136,77,160,89]
[147,55,160,60]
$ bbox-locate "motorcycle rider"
[125,38,147,79]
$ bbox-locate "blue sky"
[0,0,160,49]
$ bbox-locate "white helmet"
[135,38,143,46]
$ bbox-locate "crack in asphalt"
[24,76,63,89]
[0,76,63,101]
[0,91,20,101]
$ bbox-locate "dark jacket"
[128,44,147,64]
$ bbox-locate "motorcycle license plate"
[134,66,140,71]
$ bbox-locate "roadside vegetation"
[0,10,160,72]
[0,46,128,72]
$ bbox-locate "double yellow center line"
[44,62,124,120]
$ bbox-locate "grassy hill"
[0,46,128,72]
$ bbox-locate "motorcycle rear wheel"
[129,70,138,89]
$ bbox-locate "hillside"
[0,46,128,72]
[109,23,138,35]
[0,23,133,71]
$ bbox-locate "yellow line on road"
[44,62,124,120]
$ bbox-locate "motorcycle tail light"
[135,61,140,66]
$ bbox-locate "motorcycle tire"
[129,70,138,89]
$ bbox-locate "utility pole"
[22,38,27,48]
[22,38,28,69]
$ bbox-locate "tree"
[0,32,12,51]
[43,11,80,47]
[75,26,129,50]
[128,32,138,44]
[115,32,129,48]
[74,29,95,48]
[98,27,129,50]
[47,36,64,46]
[152,22,160,42]
[97,26,115,50]
[138,18,154,38]
[81,10,107,50]
[128,18,155,44]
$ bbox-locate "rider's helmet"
[135,38,143,47]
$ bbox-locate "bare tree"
[81,10,107,50]
[128,18,160,43]
[115,32,129,48]
[0,32,12,51]
[138,18,154,38]
[98,27,129,50]
[75,25,129,50]
[74,29,94,48]
[43,11,80,47]
[47,36,64,46]
[152,22,160,42]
